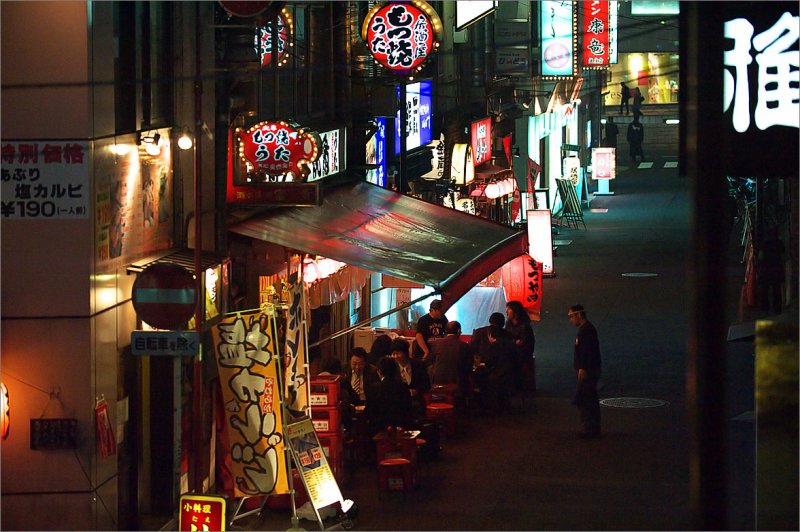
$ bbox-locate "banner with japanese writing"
[212,309,289,497]
[1,141,89,219]
[582,1,610,68]
[284,277,310,420]
[501,255,543,321]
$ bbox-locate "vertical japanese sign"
[283,279,310,420]
[582,1,610,68]
[366,117,387,187]
[608,1,619,64]
[540,1,575,77]
[420,133,446,180]
[179,494,226,531]
[501,255,544,321]
[470,118,492,166]
[1,141,88,219]
[361,1,442,76]
[212,310,289,497]
[722,4,799,177]
[285,418,344,510]
[307,128,345,182]
[95,397,117,458]
[395,80,433,153]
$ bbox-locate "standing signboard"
[285,418,344,512]
[179,494,226,531]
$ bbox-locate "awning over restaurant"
[229,181,528,311]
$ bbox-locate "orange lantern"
[1,382,9,439]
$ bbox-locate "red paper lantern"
[501,255,543,320]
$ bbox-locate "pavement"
[233,157,760,531]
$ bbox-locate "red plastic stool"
[426,402,456,436]
[378,458,415,495]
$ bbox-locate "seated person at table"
[368,334,393,367]
[364,356,413,437]
[428,321,473,407]
[341,347,379,407]
[390,339,431,420]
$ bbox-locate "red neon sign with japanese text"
[237,121,320,181]
[582,1,610,68]
[362,1,442,75]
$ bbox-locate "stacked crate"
[310,374,344,481]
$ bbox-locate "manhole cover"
[600,397,669,408]
[621,272,659,278]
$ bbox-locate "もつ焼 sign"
[237,121,321,181]
[362,1,442,75]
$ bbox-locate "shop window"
[603,52,679,108]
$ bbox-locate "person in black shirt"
[568,304,602,438]
[364,356,413,437]
[603,116,619,148]
[413,299,448,361]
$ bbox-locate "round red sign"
[255,9,292,68]
[132,263,198,330]
[362,1,442,75]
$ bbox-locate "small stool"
[378,458,415,495]
[430,384,458,405]
[426,402,456,437]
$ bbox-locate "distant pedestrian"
[568,305,602,438]
[619,82,631,114]
[627,117,645,163]
[603,116,619,148]
[632,87,645,119]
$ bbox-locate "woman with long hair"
[504,300,536,392]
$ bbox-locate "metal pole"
[399,82,407,193]
[192,1,204,495]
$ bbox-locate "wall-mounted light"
[177,127,194,150]
[137,131,161,156]
[664,119,680,125]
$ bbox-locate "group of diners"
[317,299,536,457]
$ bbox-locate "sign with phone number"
[1,141,89,219]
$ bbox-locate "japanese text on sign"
[364,2,439,74]
[724,12,799,132]
[1,142,89,219]
[583,1,610,67]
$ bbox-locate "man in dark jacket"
[568,304,602,438]
[428,321,473,407]
[627,117,645,163]
[364,356,413,437]
[341,347,379,406]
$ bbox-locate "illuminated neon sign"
[395,80,433,153]
[236,121,320,181]
[470,118,492,166]
[362,1,443,75]
[582,1,610,68]
[254,7,293,68]
[540,1,576,77]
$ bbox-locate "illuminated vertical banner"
[608,1,619,64]
[361,1,443,76]
[213,310,289,497]
[366,117,387,186]
[583,1,610,68]
[540,1,575,77]
[284,279,310,420]
[394,80,433,154]
[470,118,493,166]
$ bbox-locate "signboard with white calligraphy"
[721,2,799,178]
[471,118,492,166]
[395,80,433,153]
[1,141,89,219]
[307,128,345,182]
[582,1,610,68]
[366,117,387,187]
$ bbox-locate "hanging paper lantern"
[501,254,544,320]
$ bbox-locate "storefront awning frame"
[229,181,528,313]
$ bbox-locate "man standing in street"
[627,116,645,163]
[413,299,448,361]
[428,321,473,408]
[568,304,602,438]
[619,81,631,114]
[603,116,619,148]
